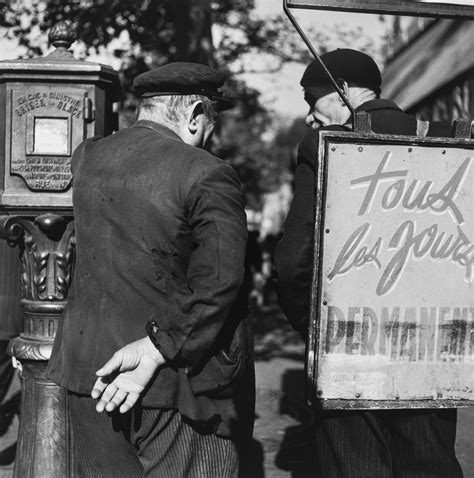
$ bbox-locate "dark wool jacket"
[274,99,452,337]
[47,120,254,441]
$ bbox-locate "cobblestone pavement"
[1,303,474,477]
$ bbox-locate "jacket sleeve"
[274,132,319,338]
[149,162,248,369]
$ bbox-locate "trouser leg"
[310,408,461,478]
[384,409,462,478]
[68,392,143,478]
[131,408,239,478]
[311,410,392,478]
[69,393,239,478]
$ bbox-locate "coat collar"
[131,120,183,142]
[355,98,402,113]
[339,99,403,128]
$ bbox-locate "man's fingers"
[95,398,107,413]
[95,352,123,377]
[119,393,140,414]
[105,389,128,413]
[91,376,109,399]
[95,383,118,413]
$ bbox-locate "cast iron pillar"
[1,213,75,477]
[0,19,119,476]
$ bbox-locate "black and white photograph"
[0,1,473,476]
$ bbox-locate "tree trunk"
[171,0,215,67]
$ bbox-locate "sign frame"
[287,0,474,18]
[307,130,474,409]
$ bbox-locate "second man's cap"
[300,49,382,94]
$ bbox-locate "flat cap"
[133,62,233,111]
[300,49,381,93]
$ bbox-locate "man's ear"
[339,80,350,101]
[335,78,348,98]
[187,101,204,134]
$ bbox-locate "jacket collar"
[355,98,402,113]
[339,99,403,129]
[131,120,183,142]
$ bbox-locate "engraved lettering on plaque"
[11,156,72,192]
[14,90,82,119]
[11,89,81,192]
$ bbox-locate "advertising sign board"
[287,0,474,18]
[308,132,474,408]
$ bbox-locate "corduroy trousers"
[68,393,239,478]
[307,408,463,478]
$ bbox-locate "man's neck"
[348,87,377,110]
[137,112,183,139]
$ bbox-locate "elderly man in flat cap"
[47,62,254,477]
[274,49,462,477]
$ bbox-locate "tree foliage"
[0,0,378,208]
[1,0,308,207]
[0,1,312,70]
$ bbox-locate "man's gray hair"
[138,94,217,125]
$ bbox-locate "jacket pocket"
[189,314,252,398]
[189,350,244,398]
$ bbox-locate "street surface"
[1,302,474,477]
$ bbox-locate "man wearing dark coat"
[274,49,462,477]
[47,62,254,477]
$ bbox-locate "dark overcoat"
[47,120,254,441]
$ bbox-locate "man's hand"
[91,337,165,414]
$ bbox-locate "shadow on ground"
[253,297,320,477]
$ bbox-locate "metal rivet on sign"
[355,393,361,398]
[408,147,412,152]
[442,150,446,155]
[331,146,336,152]
[325,229,330,233]
[358,147,363,152]
[323,300,328,306]
[317,390,323,396]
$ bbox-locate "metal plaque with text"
[10,87,84,192]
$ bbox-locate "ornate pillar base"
[8,301,72,477]
[11,361,71,478]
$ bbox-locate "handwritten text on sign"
[318,142,474,401]
[327,152,473,296]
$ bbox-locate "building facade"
[382,18,474,123]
